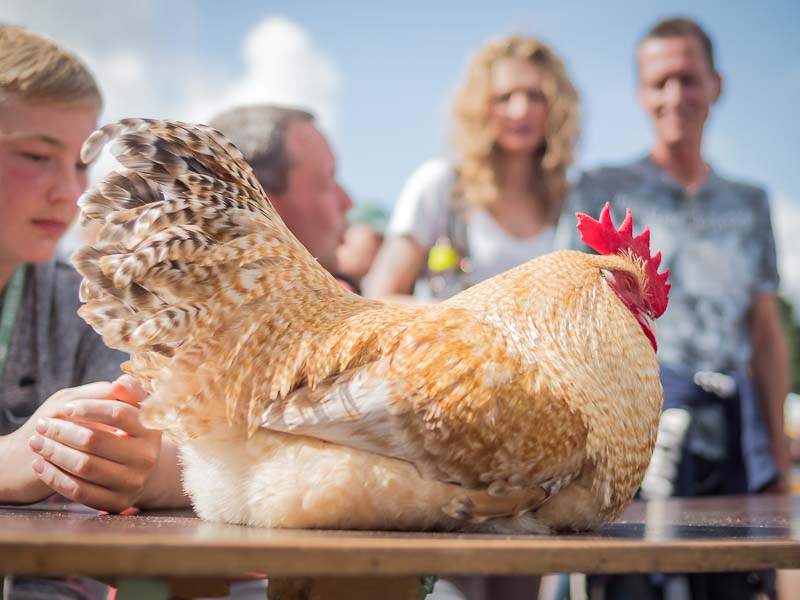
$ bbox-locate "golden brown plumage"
[73,118,669,532]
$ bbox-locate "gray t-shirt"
[557,157,780,373]
[1,260,127,433]
[1,259,127,600]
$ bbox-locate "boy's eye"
[20,152,50,163]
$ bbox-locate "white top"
[387,158,555,289]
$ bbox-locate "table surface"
[1,494,799,578]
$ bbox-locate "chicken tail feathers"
[72,118,348,436]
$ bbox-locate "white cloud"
[772,191,800,314]
[2,0,158,37]
[5,6,342,173]
[185,16,341,136]
[3,0,189,121]
[4,5,340,132]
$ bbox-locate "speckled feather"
[73,118,664,532]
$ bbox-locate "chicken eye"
[619,273,637,293]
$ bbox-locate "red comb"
[576,202,670,317]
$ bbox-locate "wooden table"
[1,494,799,599]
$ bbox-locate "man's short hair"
[640,17,717,74]
[208,104,314,194]
[0,24,102,106]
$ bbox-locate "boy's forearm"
[0,432,51,505]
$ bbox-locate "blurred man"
[208,105,352,275]
[559,16,789,600]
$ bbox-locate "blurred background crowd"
[2,1,799,599]
[3,0,797,309]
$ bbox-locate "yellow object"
[428,241,459,273]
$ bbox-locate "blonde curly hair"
[452,35,579,220]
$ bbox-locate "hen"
[73,119,669,533]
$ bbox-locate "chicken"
[73,118,670,533]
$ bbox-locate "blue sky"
[5,0,800,301]
[205,0,799,210]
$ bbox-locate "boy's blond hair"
[0,24,101,106]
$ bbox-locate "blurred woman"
[364,34,579,301]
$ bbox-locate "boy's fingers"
[51,382,114,404]
[32,458,132,513]
[57,400,147,436]
[36,412,160,469]
[34,416,135,465]
[111,375,147,407]
[31,434,138,491]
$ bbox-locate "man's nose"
[663,78,686,105]
[337,182,353,213]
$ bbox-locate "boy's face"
[0,97,98,266]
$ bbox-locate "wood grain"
[1,495,799,577]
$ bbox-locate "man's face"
[0,97,98,266]
[638,36,721,151]
[269,121,352,272]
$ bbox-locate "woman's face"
[488,58,548,155]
